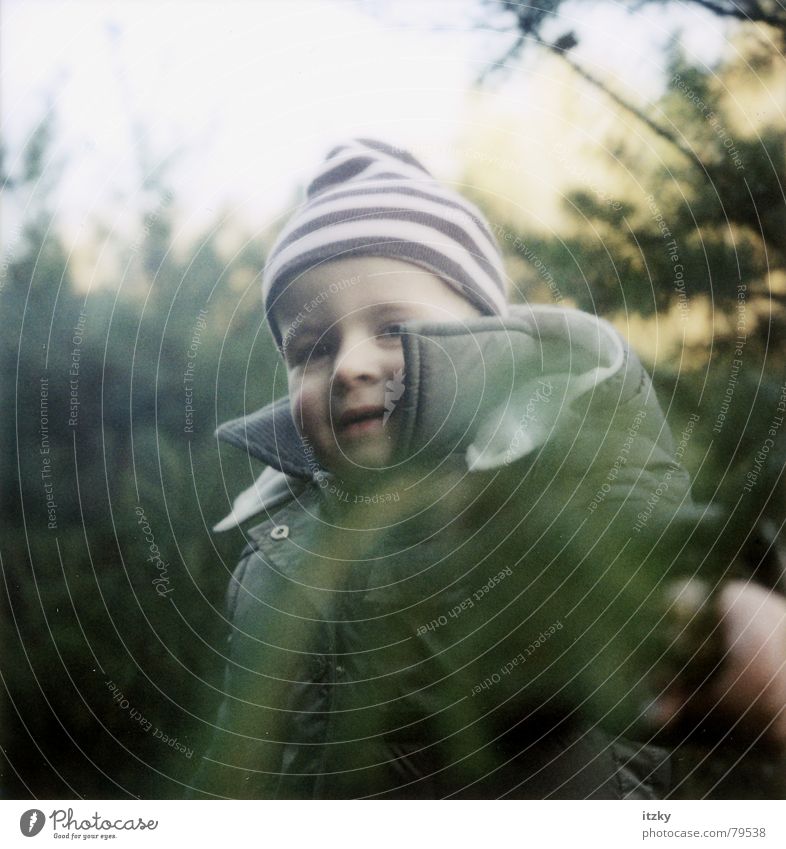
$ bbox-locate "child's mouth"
[337,406,386,438]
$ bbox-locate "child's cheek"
[288,384,307,434]
[288,379,321,442]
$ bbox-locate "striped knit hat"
[262,138,509,346]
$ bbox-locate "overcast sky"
[2,0,726,252]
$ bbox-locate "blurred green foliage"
[469,9,786,795]
[2,27,786,797]
[0,117,280,797]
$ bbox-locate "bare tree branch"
[476,32,526,85]
[688,0,786,27]
[537,35,710,174]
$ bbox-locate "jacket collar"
[215,396,315,481]
[214,305,627,530]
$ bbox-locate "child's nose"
[332,335,399,387]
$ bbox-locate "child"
[193,139,785,799]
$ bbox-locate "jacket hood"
[214,304,631,531]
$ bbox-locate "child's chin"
[332,448,395,479]
[331,434,395,468]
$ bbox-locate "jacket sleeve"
[393,308,708,739]
[187,550,272,799]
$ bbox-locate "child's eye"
[286,338,331,367]
[299,339,333,363]
[379,323,404,339]
[311,339,332,358]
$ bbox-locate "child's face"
[272,256,482,479]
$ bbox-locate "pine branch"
[688,0,786,28]
[539,36,710,175]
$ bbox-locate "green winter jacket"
[193,305,695,799]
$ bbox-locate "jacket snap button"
[270,524,289,540]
